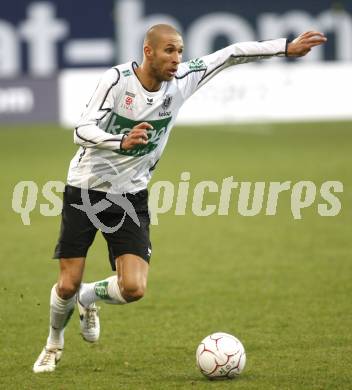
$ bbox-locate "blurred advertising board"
[1,0,351,78]
[0,78,58,123]
[59,63,352,127]
[1,1,351,125]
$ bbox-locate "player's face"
[150,34,184,82]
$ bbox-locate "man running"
[33,24,326,372]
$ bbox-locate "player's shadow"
[178,373,252,386]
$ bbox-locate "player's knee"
[57,279,80,299]
[121,284,146,302]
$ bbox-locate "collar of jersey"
[131,61,165,95]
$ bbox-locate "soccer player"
[33,24,326,372]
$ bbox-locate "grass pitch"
[0,121,351,389]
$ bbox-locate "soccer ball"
[196,332,246,379]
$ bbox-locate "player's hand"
[287,31,327,57]
[121,122,153,150]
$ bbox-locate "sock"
[79,275,127,307]
[46,284,75,349]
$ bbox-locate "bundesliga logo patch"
[125,96,133,106]
[121,91,136,110]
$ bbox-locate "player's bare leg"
[33,258,85,373]
[77,254,148,346]
[57,257,85,299]
[116,254,149,302]
[78,254,149,306]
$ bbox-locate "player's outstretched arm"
[121,122,152,150]
[286,31,327,57]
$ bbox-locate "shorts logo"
[105,113,172,157]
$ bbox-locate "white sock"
[79,276,127,307]
[46,284,75,349]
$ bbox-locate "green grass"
[0,121,351,389]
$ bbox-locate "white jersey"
[67,38,287,193]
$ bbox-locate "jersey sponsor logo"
[105,113,172,157]
[159,111,171,117]
[187,58,206,70]
[122,69,132,77]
